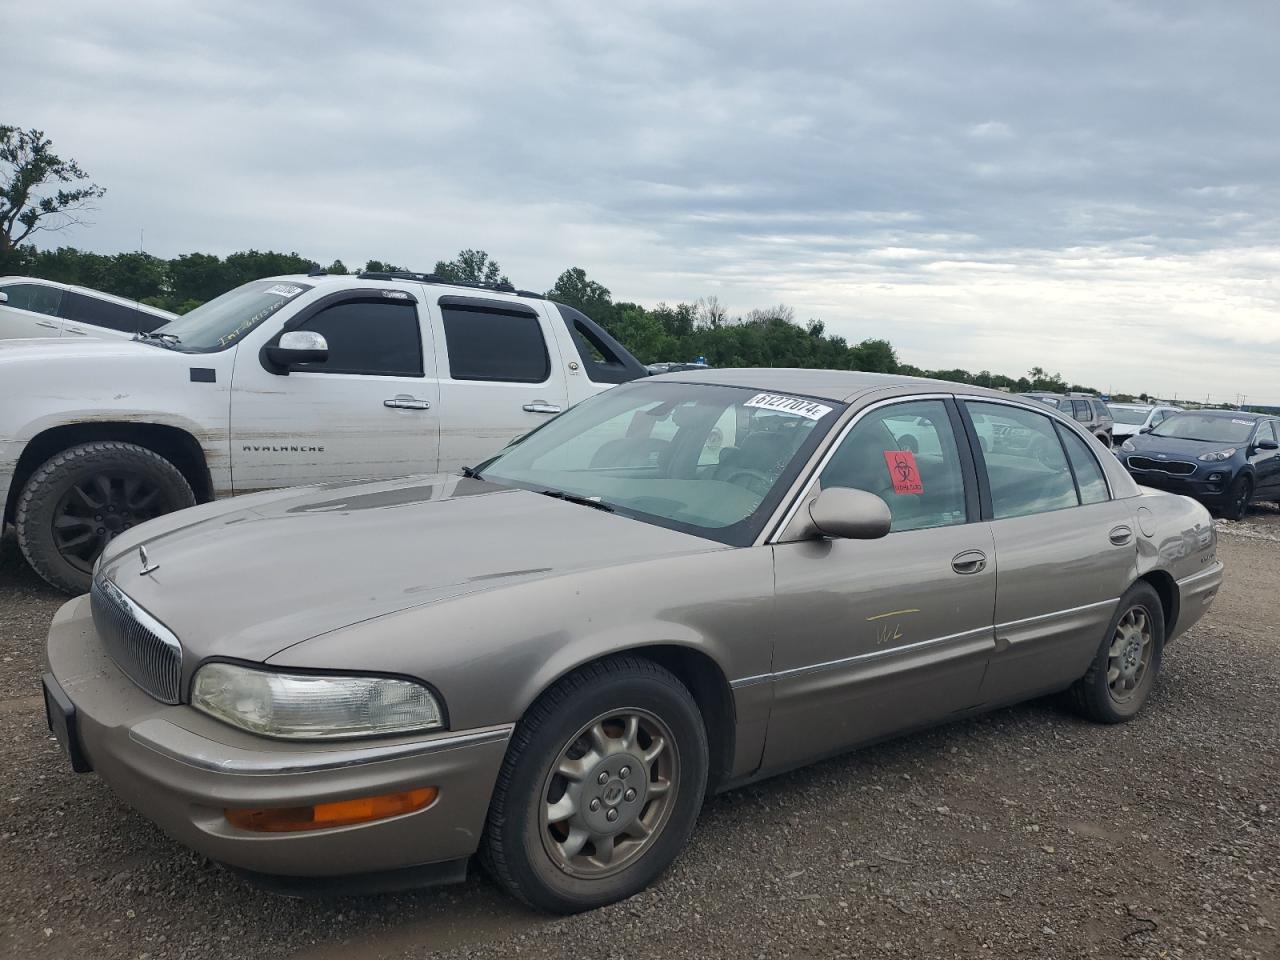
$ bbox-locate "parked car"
[1,271,646,592]
[1019,392,1115,447]
[43,371,1222,912]
[645,361,709,375]
[1120,409,1280,519]
[0,276,175,340]
[1109,402,1183,441]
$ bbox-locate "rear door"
[428,295,570,474]
[229,288,440,491]
[766,397,996,768]
[0,282,64,338]
[962,400,1136,704]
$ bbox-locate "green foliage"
[0,127,106,252]
[433,249,509,285]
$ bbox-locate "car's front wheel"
[1069,582,1165,723]
[482,656,708,913]
[1220,475,1253,521]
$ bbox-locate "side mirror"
[1139,426,1152,434]
[807,487,892,540]
[265,330,328,372]
[0,291,8,304]
[1256,439,1279,451]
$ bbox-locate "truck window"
[294,299,424,376]
[442,306,550,383]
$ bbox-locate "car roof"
[1180,409,1266,420]
[269,273,545,307]
[0,275,176,318]
[653,367,1019,404]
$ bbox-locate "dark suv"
[1119,410,1280,519]
[1019,393,1115,447]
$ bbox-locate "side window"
[1071,400,1092,422]
[1257,422,1278,444]
[819,399,967,532]
[967,402,1079,519]
[63,292,153,333]
[1058,427,1110,504]
[2,283,62,316]
[295,299,423,376]
[441,305,550,383]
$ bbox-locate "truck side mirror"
[265,330,328,373]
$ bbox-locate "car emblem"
[138,545,159,576]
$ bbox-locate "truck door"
[229,288,440,492]
[427,294,570,474]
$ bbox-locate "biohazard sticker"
[884,450,924,494]
[744,393,833,420]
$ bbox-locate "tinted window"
[1257,422,1278,444]
[62,291,164,333]
[1,282,62,316]
[1092,400,1111,420]
[820,400,967,532]
[295,299,423,376]
[967,402,1078,519]
[442,305,550,382]
[1059,427,1110,504]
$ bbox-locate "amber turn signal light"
[225,787,438,833]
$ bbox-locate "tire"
[16,442,195,594]
[481,656,709,913]
[1069,582,1165,723]
[1219,475,1253,521]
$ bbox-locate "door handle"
[64,326,87,335]
[1109,524,1133,546]
[384,396,431,410]
[35,320,59,329]
[523,402,562,414]
[951,550,987,575]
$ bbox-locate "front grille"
[1127,456,1196,476]
[90,578,182,704]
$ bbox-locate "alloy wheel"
[1106,606,1153,703]
[51,471,173,574]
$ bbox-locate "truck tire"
[16,441,195,594]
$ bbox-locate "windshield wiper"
[538,489,615,512]
[133,331,182,349]
[460,465,483,480]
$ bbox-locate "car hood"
[1125,435,1240,458]
[96,475,720,664]
[0,336,171,365]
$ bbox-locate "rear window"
[62,291,165,333]
[442,304,550,382]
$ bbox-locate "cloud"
[6,0,1280,401]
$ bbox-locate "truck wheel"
[1069,582,1164,724]
[16,442,195,594]
[481,656,708,913]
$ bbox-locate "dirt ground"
[0,512,1276,960]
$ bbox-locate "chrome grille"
[90,577,182,704]
[1127,456,1196,476]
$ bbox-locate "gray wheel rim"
[540,707,679,880]
[52,471,173,574]
[1107,605,1153,703]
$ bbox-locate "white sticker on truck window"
[264,284,305,299]
[744,393,834,420]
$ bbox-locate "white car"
[0,276,176,340]
[1108,403,1183,441]
[0,271,647,592]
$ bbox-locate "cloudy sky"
[8,0,1280,402]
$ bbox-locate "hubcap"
[51,472,172,574]
[540,708,678,879]
[1106,606,1153,702]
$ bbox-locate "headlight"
[191,662,444,739]
[1197,448,1237,462]
[1121,439,1136,452]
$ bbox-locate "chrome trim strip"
[129,720,515,775]
[995,597,1117,633]
[729,673,772,689]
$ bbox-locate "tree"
[548,267,613,317]
[0,127,106,253]
[433,248,509,285]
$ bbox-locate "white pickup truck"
[0,271,647,592]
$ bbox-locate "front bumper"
[45,595,511,884]
[1124,462,1235,505]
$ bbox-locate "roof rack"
[356,270,537,297]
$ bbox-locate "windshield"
[1110,406,1152,425]
[1151,414,1256,444]
[478,381,841,546]
[153,280,312,352]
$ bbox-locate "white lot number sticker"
[264,283,305,299]
[744,393,833,421]
[1232,418,1252,425]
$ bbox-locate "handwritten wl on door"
[883,450,924,494]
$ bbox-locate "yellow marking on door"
[865,608,921,622]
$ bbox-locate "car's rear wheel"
[1096,432,1112,448]
[1069,582,1164,723]
[16,442,195,594]
[481,656,708,913]
[1220,475,1252,521]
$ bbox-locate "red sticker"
[884,450,924,494]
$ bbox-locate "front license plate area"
[42,673,92,773]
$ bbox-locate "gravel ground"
[0,514,1276,960]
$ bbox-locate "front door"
[428,296,570,474]
[962,400,1137,704]
[1248,420,1280,497]
[0,282,64,338]
[229,291,440,492]
[765,398,996,769]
